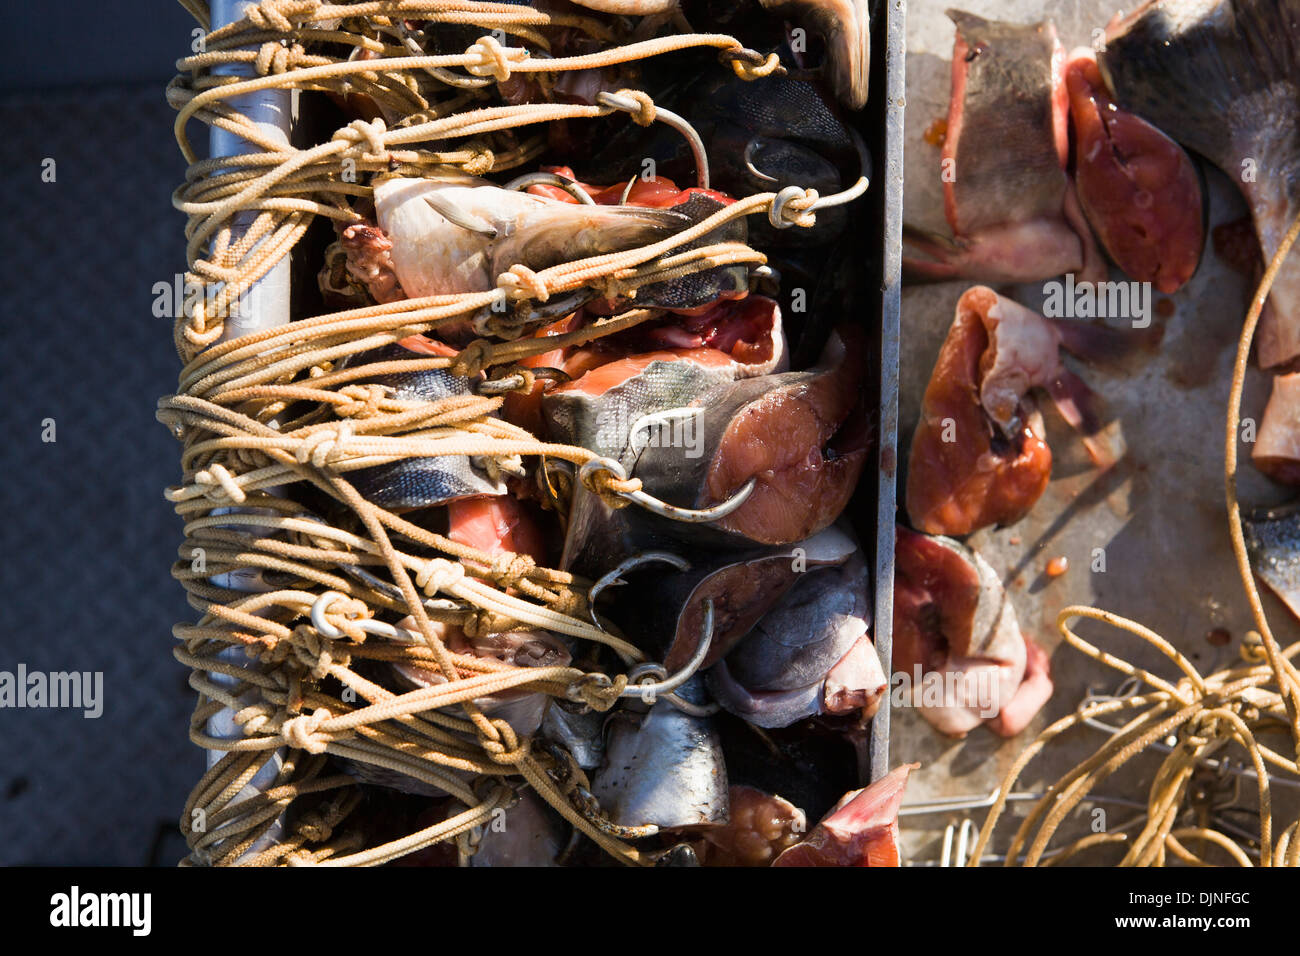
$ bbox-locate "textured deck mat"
[0,84,199,865]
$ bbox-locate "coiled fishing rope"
[164,0,862,866]
[970,211,1300,868]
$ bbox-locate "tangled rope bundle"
[972,213,1300,867]
[162,0,856,867]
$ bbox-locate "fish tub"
[188,0,907,864]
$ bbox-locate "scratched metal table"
[895,0,1300,863]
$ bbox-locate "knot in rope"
[233,701,277,736]
[490,552,536,589]
[311,592,370,643]
[461,609,520,639]
[415,557,465,597]
[335,383,388,418]
[769,185,820,229]
[478,717,529,765]
[190,462,246,504]
[580,460,642,506]
[253,40,306,76]
[723,48,784,80]
[566,672,629,712]
[333,117,389,163]
[244,0,319,33]
[612,88,656,127]
[464,34,526,83]
[448,338,495,379]
[182,293,223,349]
[547,587,587,620]
[296,421,354,468]
[282,707,333,754]
[496,263,550,302]
[462,144,496,176]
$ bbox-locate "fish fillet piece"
[906,286,1121,536]
[893,527,1053,737]
[1066,51,1204,293]
[904,12,1105,284]
[1252,371,1300,483]
[772,763,916,866]
[695,786,808,866]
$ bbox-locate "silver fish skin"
[541,701,607,771]
[590,676,730,829]
[1100,0,1300,367]
[1243,501,1300,621]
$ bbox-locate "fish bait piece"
[374,175,689,298]
[469,790,568,867]
[1100,0,1300,367]
[893,527,1053,738]
[1066,51,1204,294]
[706,548,884,728]
[590,676,730,830]
[904,12,1105,284]
[346,343,506,512]
[692,785,808,866]
[1254,372,1300,484]
[906,286,1125,537]
[772,763,916,866]
[392,618,573,738]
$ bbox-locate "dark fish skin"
[345,345,504,511]
[597,524,858,671]
[1242,501,1300,621]
[621,192,749,309]
[1100,0,1300,365]
[577,73,861,247]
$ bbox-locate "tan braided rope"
[164,0,830,867]
[968,210,1300,868]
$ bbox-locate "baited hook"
[578,455,755,523]
[595,90,711,190]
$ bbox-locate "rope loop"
[414,557,466,597]
[333,117,389,163]
[282,707,333,754]
[496,263,550,303]
[464,34,526,83]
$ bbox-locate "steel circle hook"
[595,91,711,190]
[578,456,756,524]
[620,598,715,701]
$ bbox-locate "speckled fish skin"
[346,344,505,511]
[944,10,1067,237]
[1243,502,1300,620]
[590,676,730,830]
[1099,0,1300,366]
